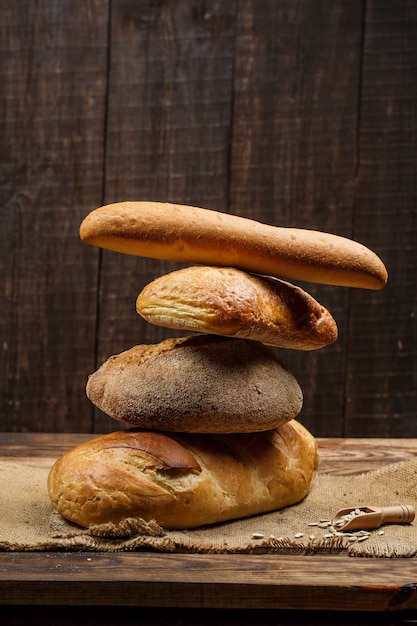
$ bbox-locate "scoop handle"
[381,504,415,524]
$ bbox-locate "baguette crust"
[47,421,318,530]
[136,266,338,350]
[86,335,303,433]
[79,201,388,289]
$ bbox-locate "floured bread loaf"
[136,266,338,350]
[86,335,303,433]
[47,420,319,530]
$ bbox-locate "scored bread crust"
[47,420,319,530]
[86,335,303,433]
[79,201,388,289]
[136,266,338,350]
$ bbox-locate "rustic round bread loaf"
[136,266,338,350]
[86,335,303,433]
[47,420,319,530]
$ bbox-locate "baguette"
[136,266,338,350]
[86,335,303,433]
[47,420,318,530]
[79,201,388,289]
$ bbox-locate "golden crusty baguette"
[47,420,318,530]
[79,201,388,289]
[86,335,303,433]
[136,266,338,351]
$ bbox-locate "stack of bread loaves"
[47,202,388,531]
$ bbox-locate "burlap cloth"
[1,457,417,557]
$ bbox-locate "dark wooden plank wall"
[1,0,109,433]
[1,0,415,437]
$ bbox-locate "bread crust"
[79,201,388,289]
[86,335,303,433]
[47,421,319,530]
[136,266,338,350]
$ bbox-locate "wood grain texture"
[94,0,238,431]
[1,431,414,472]
[2,551,417,611]
[0,1,415,437]
[1,433,416,617]
[228,0,364,436]
[0,0,109,431]
[346,0,417,436]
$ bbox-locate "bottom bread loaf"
[47,420,318,530]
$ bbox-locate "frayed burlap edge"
[1,458,417,557]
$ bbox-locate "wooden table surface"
[1,433,417,624]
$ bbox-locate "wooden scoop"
[332,505,415,532]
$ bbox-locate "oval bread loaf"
[136,266,338,350]
[47,420,319,530]
[86,335,303,433]
[79,201,388,289]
